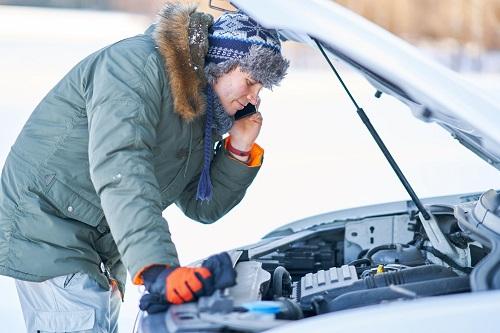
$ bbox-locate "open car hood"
[232,0,500,170]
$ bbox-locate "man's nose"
[247,84,263,105]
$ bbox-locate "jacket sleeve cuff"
[133,263,172,285]
[224,137,264,167]
[131,254,179,285]
[133,265,152,285]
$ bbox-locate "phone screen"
[234,104,257,121]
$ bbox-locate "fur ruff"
[153,2,213,122]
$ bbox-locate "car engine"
[139,190,500,333]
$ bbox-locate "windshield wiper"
[312,37,431,221]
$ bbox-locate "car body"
[139,0,500,332]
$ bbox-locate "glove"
[201,252,237,290]
[139,266,213,313]
[139,252,237,313]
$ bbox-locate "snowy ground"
[1,5,500,333]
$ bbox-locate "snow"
[1,5,500,333]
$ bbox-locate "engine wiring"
[132,309,144,333]
[411,220,474,274]
[348,227,474,277]
[419,245,472,274]
[360,263,410,279]
[132,285,147,333]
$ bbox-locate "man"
[0,2,289,332]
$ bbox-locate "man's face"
[212,66,263,115]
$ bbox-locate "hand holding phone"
[229,105,263,154]
[234,103,257,121]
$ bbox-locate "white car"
[139,0,500,332]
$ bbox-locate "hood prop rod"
[312,37,430,220]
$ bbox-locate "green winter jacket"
[0,3,262,296]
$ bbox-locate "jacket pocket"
[62,272,87,289]
[42,176,104,227]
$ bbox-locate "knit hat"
[196,11,289,202]
[205,11,289,89]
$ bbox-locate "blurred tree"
[1,0,498,49]
[337,0,500,49]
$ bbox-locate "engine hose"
[326,275,470,312]
[366,244,397,260]
[362,264,456,289]
[298,264,457,308]
[347,258,372,267]
[273,266,292,298]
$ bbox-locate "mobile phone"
[234,103,257,121]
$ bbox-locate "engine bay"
[139,190,500,333]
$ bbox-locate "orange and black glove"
[139,252,236,313]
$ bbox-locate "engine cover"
[293,265,358,306]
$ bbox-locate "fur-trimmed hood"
[153,2,213,122]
